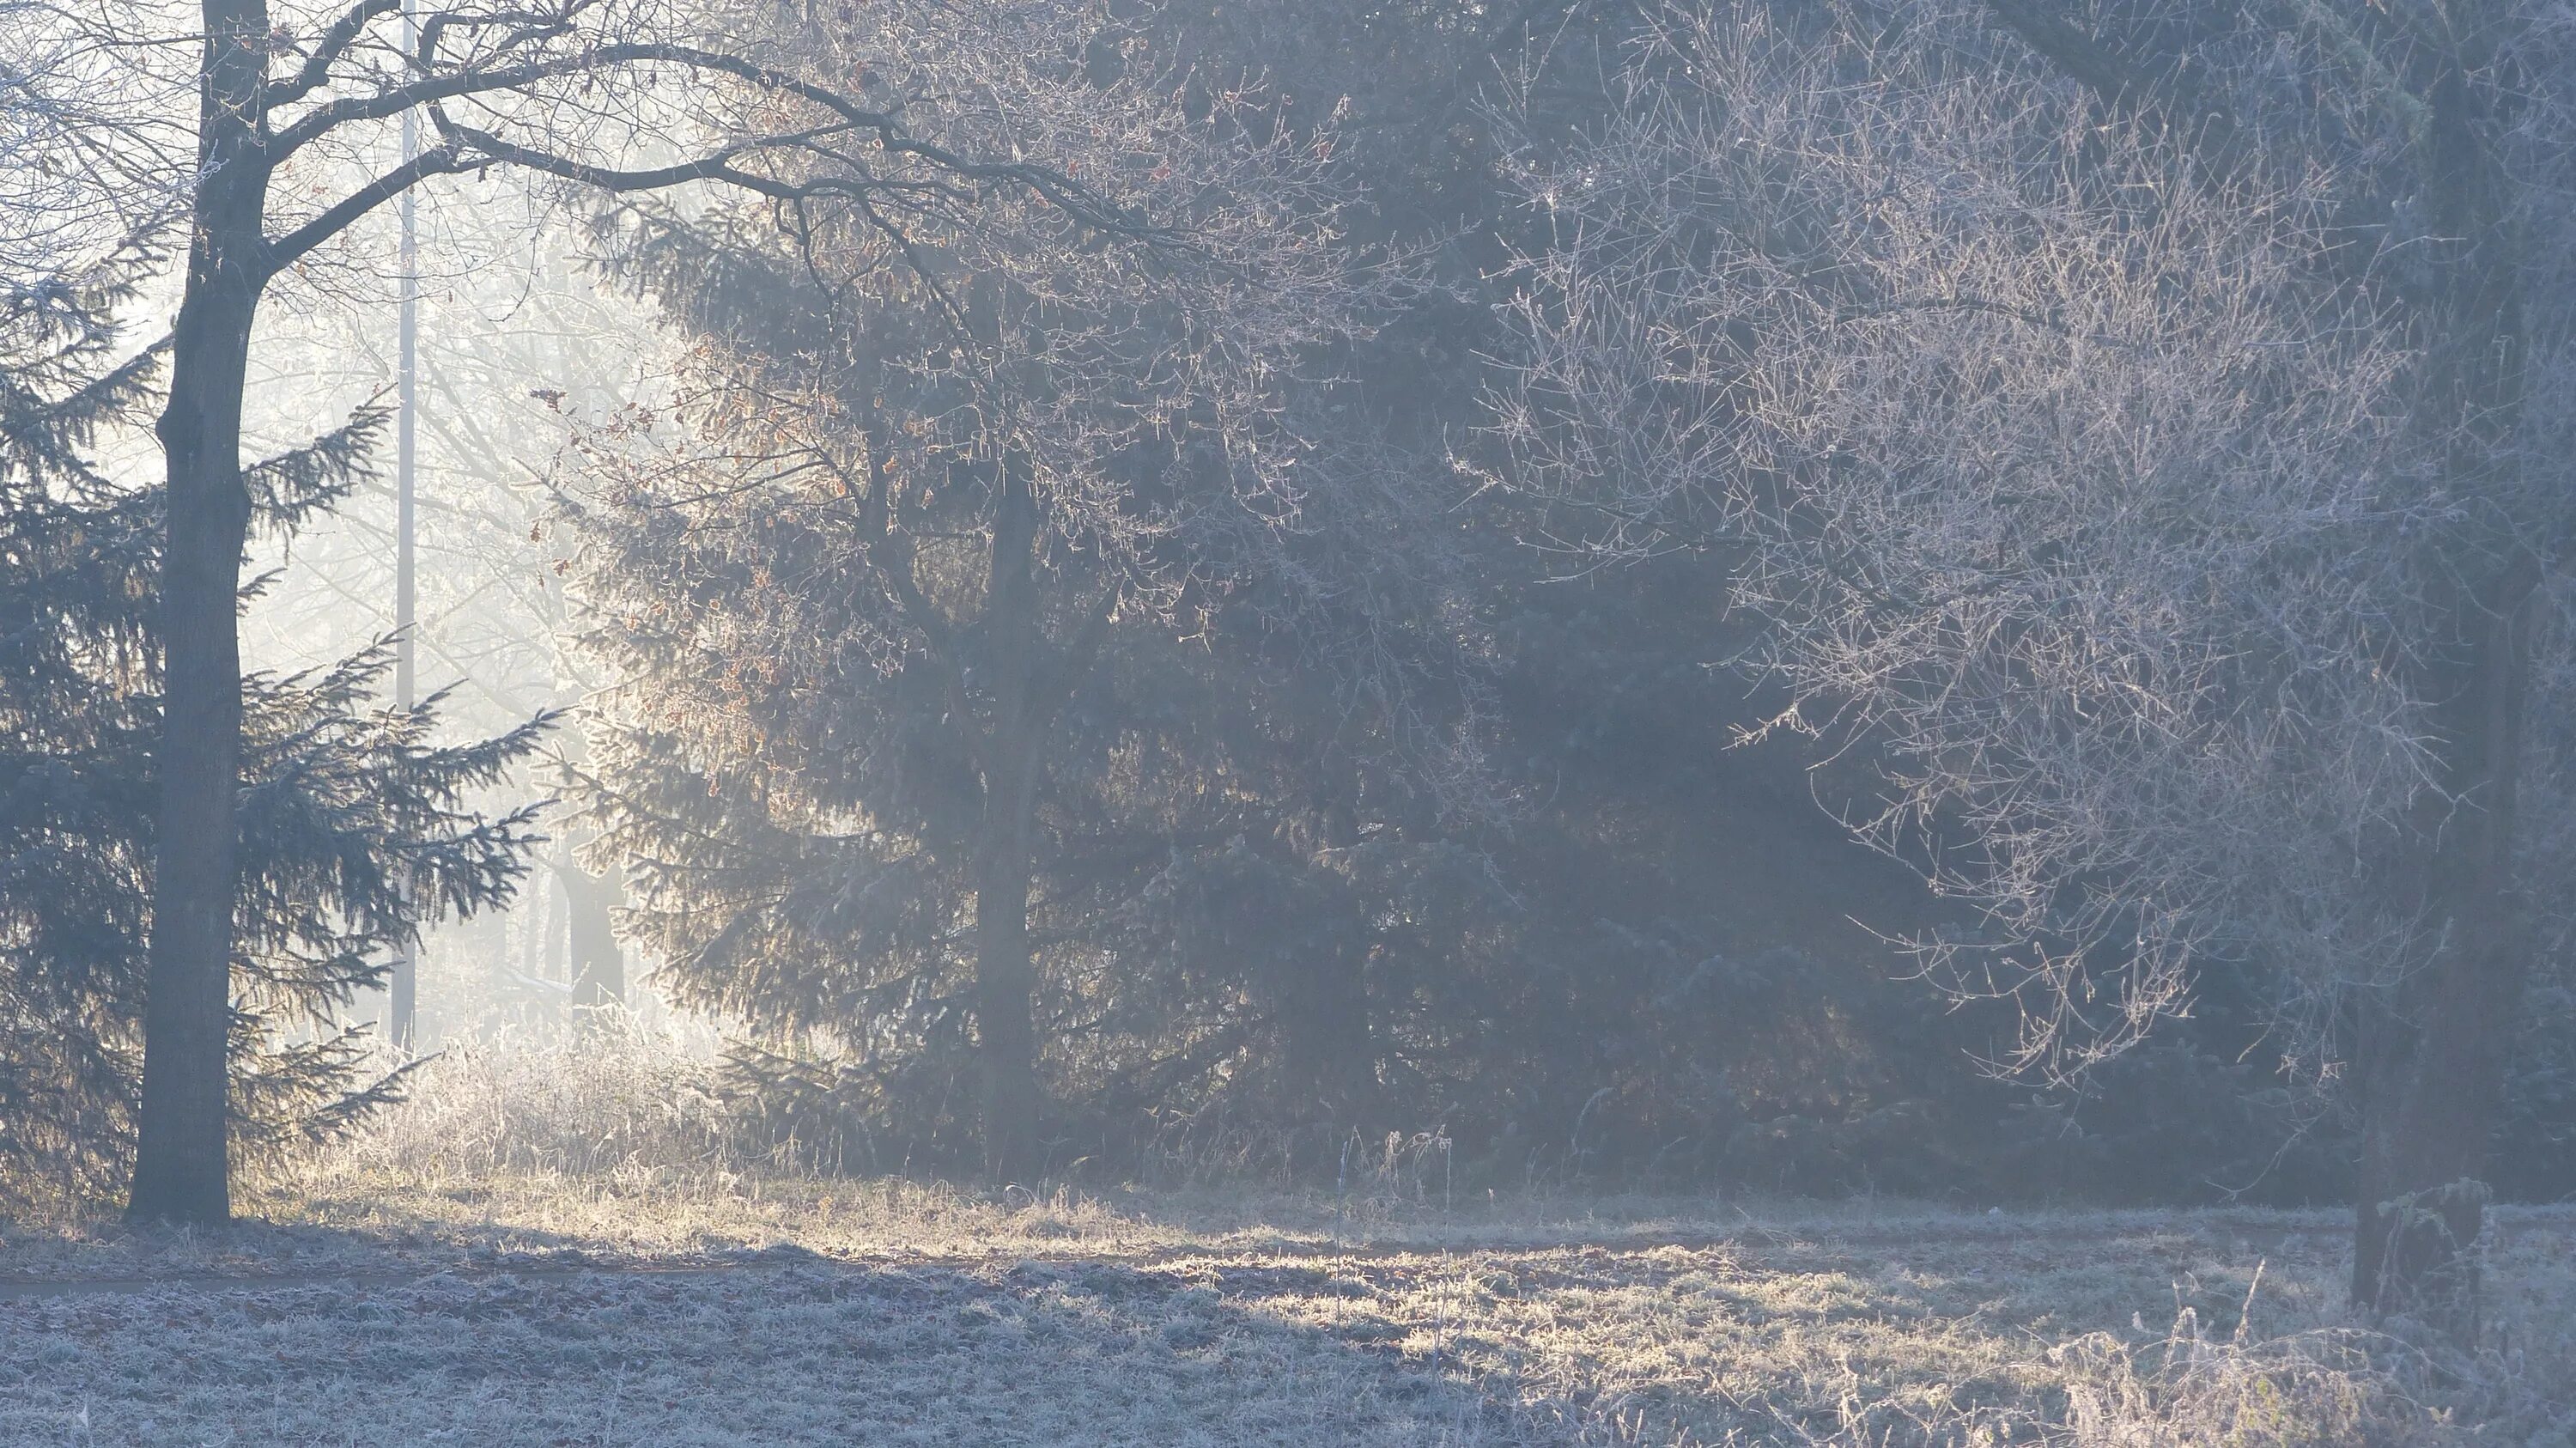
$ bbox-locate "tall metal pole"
[388,0,421,1053]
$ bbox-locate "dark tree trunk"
[519,854,554,1013]
[2346,47,2536,1331]
[1279,934,1370,1119]
[973,806,1042,1181]
[2351,567,2537,1329]
[541,835,572,979]
[128,0,275,1226]
[564,853,625,1012]
[972,461,1046,1182]
[1279,782,1373,1120]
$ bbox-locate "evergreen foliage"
[0,242,547,1212]
[559,1,1492,1177]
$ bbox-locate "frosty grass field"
[3,1028,2572,1446]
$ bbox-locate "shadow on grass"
[27,1175,2529,1446]
[0,1243,1559,1447]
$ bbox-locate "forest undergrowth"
[0,1020,2570,1445]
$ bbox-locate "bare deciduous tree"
[1487,0,2574,1324]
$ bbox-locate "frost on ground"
[3,1028,2573,1445]
[0,1260,1501,1447]
[10,1208,2574,1447]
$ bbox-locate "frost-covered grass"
[3,1027,2573,1445]
[0,1260,1518,1446]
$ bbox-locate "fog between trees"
[5,0,2575,1334]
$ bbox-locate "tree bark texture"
[1279,781,1374,1121]
[973,460,1046,1183]
[129,0,274,1226]
[2351,567,2535,1327]
[2349,40,2536,1328]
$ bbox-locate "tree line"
[4,0,2573,1329]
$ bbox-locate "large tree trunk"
[1279,780,1374,1121]
[519,855,554,1017]
[128,0,273,1226]
[2348,44,2537,1331]
[972,805,1042,1181]
[1279,931,1370,1120]
[972,460,1046,1182]
[543,861,571,1003]
[2351,566,2537,1329]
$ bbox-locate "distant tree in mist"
[234,187,675,1034]
[558,0,1498,1180]
[1490,0,2576,1325]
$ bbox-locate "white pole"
[388,0,421,1054]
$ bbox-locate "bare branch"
[262,143,468,277]
[264,0,401,113]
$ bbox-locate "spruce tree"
[559,3,1484,1178]
[1,241,545,1214]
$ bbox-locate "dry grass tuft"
[337,1010,736,1181]
[2050,1320,2412,1447]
